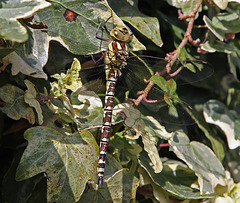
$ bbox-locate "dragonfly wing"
[127,55,214,85]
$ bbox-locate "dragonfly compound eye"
[110,27,132,42]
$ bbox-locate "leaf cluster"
[0,0,240,202]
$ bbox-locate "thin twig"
[133,0,203,107]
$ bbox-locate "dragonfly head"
[110,26,132,42]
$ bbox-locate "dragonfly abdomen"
[97,40,129,185]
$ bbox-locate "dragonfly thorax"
[110,26,132,42]
[105,41,129,70]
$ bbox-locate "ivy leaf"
[169,131,226,194]
[0,0,51,42]
[121,16,163,47]
[139,154,217,199]
[51,58,82,96]
[3,51,48,79]
[108,0,162,47]
[203,12,240,41]
[104,169,139,201]
[16,126,98,202]
[213,0,240,10]
[150,75,178,107]
[113,103,173,174]
[71,89,103,130]
[80,169,139,202]
[35,0,144,55]
[0,84,35,124]
[24,80,43,124]
[203,100,240,149]
[201,41,235,54]
[138,167,170,202]
[227,39,240,81]
[150,75,168,92]
[166,0,202,19]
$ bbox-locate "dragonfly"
[22,14,214,186]
[94,16,133,186]
[76,16,213,186]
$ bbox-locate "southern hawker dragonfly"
[21,13,214,186]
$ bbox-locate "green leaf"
[213,0,229,9]
[213,0,240,10]
[166,78,177,96]
[51,58,82,95]
[16,126,98,202]
[234,120,240,139]
[110,132,133,150]
[138,167,170,202]
[203,15,225,41]
[169,131,226,194]
[178,48,196,72]
[150,75,177,97]
[36,0,144,55]
[71,89,103,129]
[121,16,163,47]
[201,41,235,53]
[184,63,196,73]
[150,75,179,107]
[105,169,139,201]
[113,103,173,174]
[203,100,240,149]
[0,0,51,42]
[139,155,217,199]
[203,12,240,41]
[150,75,168,92]
[166,0,202,19]
[3,51,48,79]
[80,169,139,202]
[107,0,162,47]
[24,80,43,124]
[227,39,240,81]
[0,84,35,124]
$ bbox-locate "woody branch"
[133,0,203,107]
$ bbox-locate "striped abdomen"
[97,40,129,185]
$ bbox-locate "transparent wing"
[65,55,213,127]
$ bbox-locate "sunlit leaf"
[16,126,98,202]
[3,51,48,79]
[169,131,226,194]
[185,105,225,161]
[203,100,240,149]
[121,16,163,47]
[51,58,82,95]
[201,41,235,54]
[24,80,43,124]
[113,103,173,173]
[139,154,217,199]
[203,12,240,41]
[108,0,162,47]
[79,169,139,202]
[105,169,139,201]
[166,0,202,19]
[36,0,144,55]
[213,0,240,10]
[227,39,240,81]
[0,0,51,42]
[71,89,103,129]
[138,167,170,202]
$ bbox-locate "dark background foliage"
[0,0,240,202]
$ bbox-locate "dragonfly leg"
[96,17,109,41]
[90,51,106,64]
[103,15,112,35]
